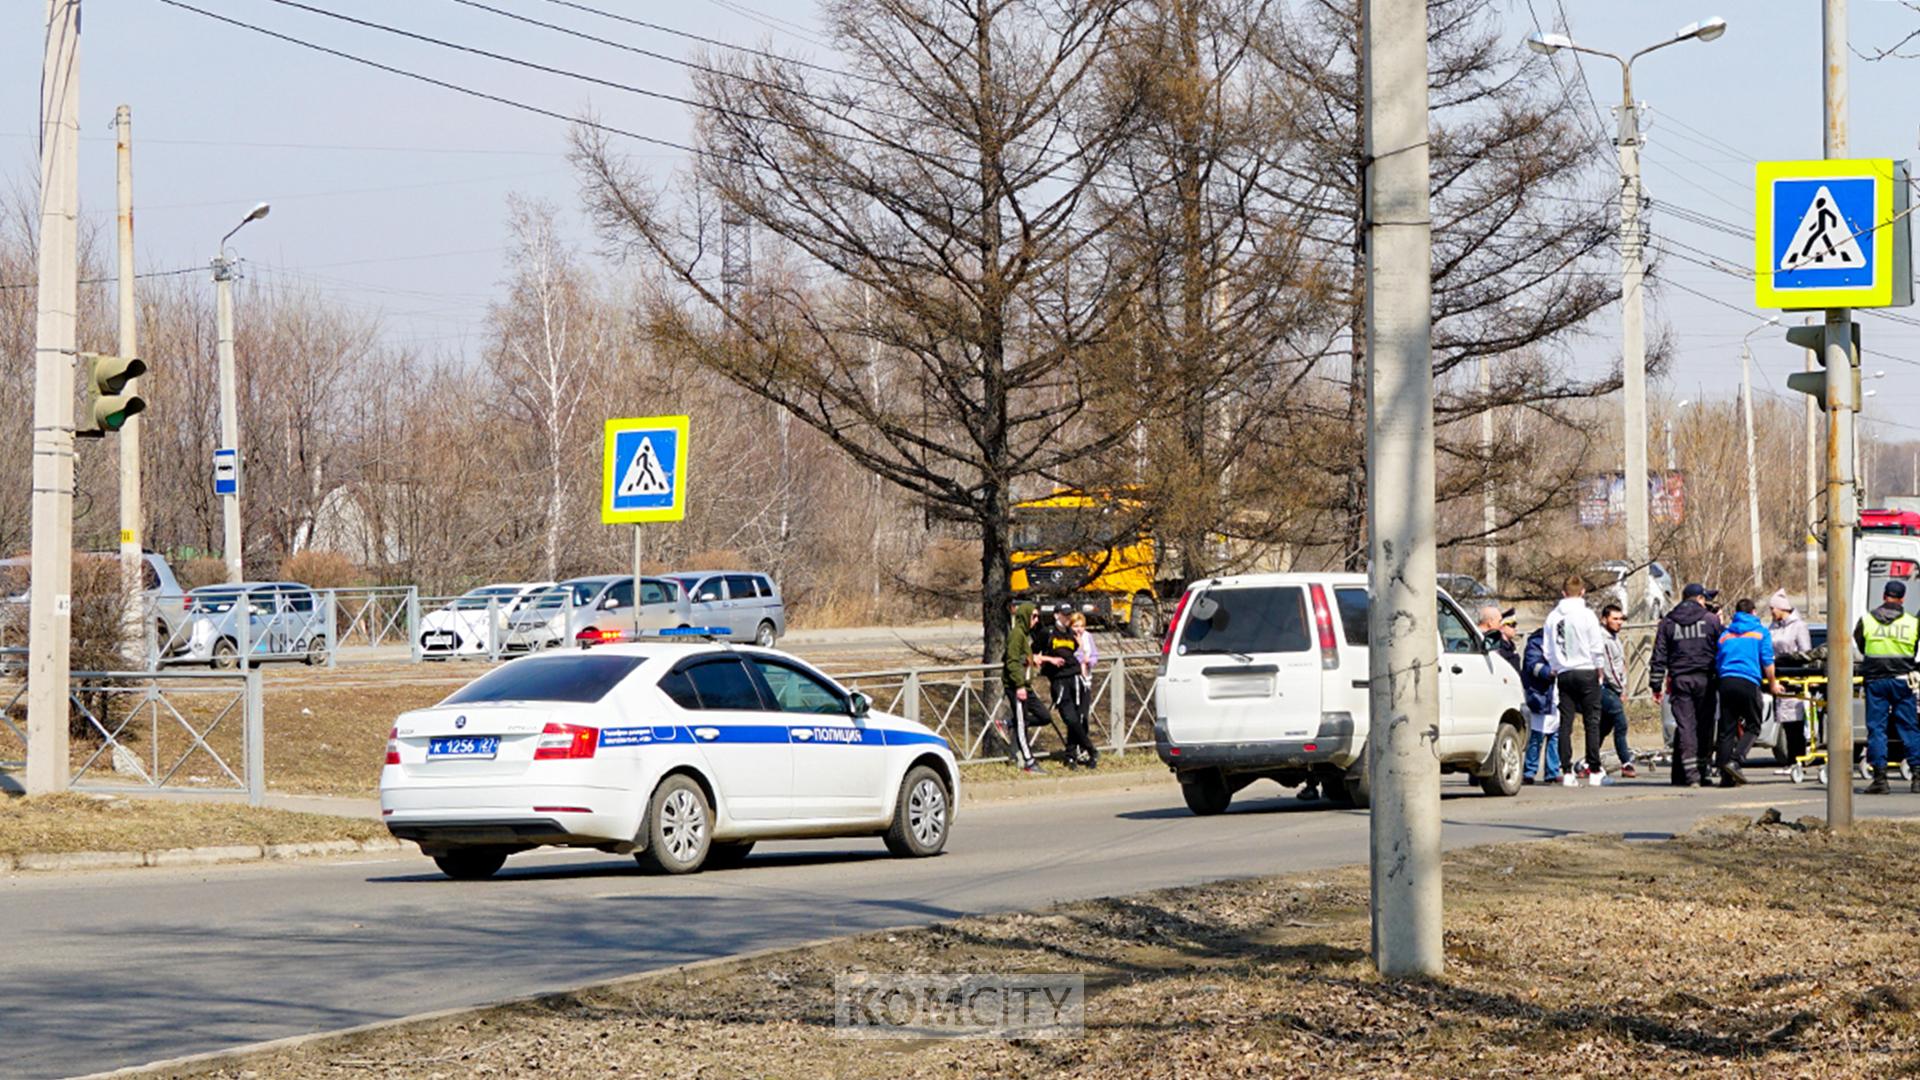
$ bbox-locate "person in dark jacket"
[1520,627,1561,783]
[1042,607,1098,768]
[1713,598,1782,787]
[1651,583,1722,787]
[1479,604,1522,674]
[1854,580,1920,794]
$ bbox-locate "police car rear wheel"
[885,765,949,857]
[706,840,755,869]
[637,774,712,874]
[433,847,508,881]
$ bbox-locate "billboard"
[1578,471,1686,528]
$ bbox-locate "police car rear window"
[443,655,645,705]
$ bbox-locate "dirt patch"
[0,792,387,856]
[162,814,1920,1077]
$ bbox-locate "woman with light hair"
[1769,589,1814,771]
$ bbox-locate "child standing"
[1522,625,1563,783]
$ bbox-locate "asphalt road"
[11,776,1920,1079]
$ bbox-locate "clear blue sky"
[2,1,1917,437]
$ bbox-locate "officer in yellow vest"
[1854,580,1920,794]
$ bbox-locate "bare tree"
[575,0,1140,663]
[1259,0,1623,569]
[488,196,608,583]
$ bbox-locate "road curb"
[72,926,929,1079]
[3,835,404,875]
[961,765,1168,806]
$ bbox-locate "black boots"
[1866,767,1890,795]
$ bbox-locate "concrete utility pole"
[116,105,143,645]
[1823,0,1855,831]
[1741,318,1777,592]
[212,202,269,584]
[1527,17,1727,621]
[1362,0,1441,978]
[1803,321,1819,616]
[1480,354,1498,594]
[26,0,81,796]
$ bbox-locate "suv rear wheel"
[1479,723,1524,796]
[1342,756,1372,809]
[1180,769,1231,815]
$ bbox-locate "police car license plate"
[428,736,499,760]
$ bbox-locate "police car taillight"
[534,722,599,760]
[384,726,400,766]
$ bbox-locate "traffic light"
[78,352,146,437]
[1783,323,1861,410]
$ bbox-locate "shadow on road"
[1116,789,1486,821]
[369,846,896,885]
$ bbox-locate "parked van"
[1153,572,1526,814]
[670,571,786,646]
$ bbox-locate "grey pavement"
[7,775,1917,1078]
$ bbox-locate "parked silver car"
[179,581,329,667]
[0,552,189,655]
[504,575,689,651]
[669,571,786,646]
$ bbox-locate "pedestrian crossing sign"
[1754,158,1912,310]
[602,415,689,523]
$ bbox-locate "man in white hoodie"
[1543,574,1610,781]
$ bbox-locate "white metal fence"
[836,652,1161,764]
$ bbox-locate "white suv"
[1153,572,1526,814]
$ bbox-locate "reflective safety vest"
[1861,611,1920,658]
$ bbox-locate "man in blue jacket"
[1714,597,1784,787]
[1520,627,1561,783]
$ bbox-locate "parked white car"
[1154,572,1527,814]
[419,582,554,659]
[381,642,958,879]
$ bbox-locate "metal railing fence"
[0,668,264,804]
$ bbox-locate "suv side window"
[1437,600,1478,654]
[683,657,766,711]
[724,574,760,600]
[141,561,161,592]
[749,658,845,715]
[754,575,776,599]
[692,577,724,603]
[639,580,671,605]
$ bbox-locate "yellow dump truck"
[1009,490,1174,638]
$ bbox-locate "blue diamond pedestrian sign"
[601,415,689,524]
[1754,158,1912,310]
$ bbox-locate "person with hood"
[1521,625,1561,783]
[1714,598,1782,786]
[1769,590,1814,771]
[1000,600,1051,774]
[1854,579,1920,794]
[1651,583,1723,786]
[1544,575,1609,781]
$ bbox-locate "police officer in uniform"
[1855,580,1920,794]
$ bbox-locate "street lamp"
[212,201,271,584]
[1742,316,1780,590]
[1525,16,1727,619]
[1666,399,1692,471]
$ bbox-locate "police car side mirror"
[848,691,871,719]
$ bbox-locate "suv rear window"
[442,654,645,705]
[1177,586,1309,655]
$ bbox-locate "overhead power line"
[0,265,203,292]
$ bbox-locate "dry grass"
[0,792,387,855]
[172,813,1920,1078]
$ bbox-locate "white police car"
[380,633,958,879]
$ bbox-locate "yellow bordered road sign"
[1754,158,1913,310]
[602,415,689,524]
